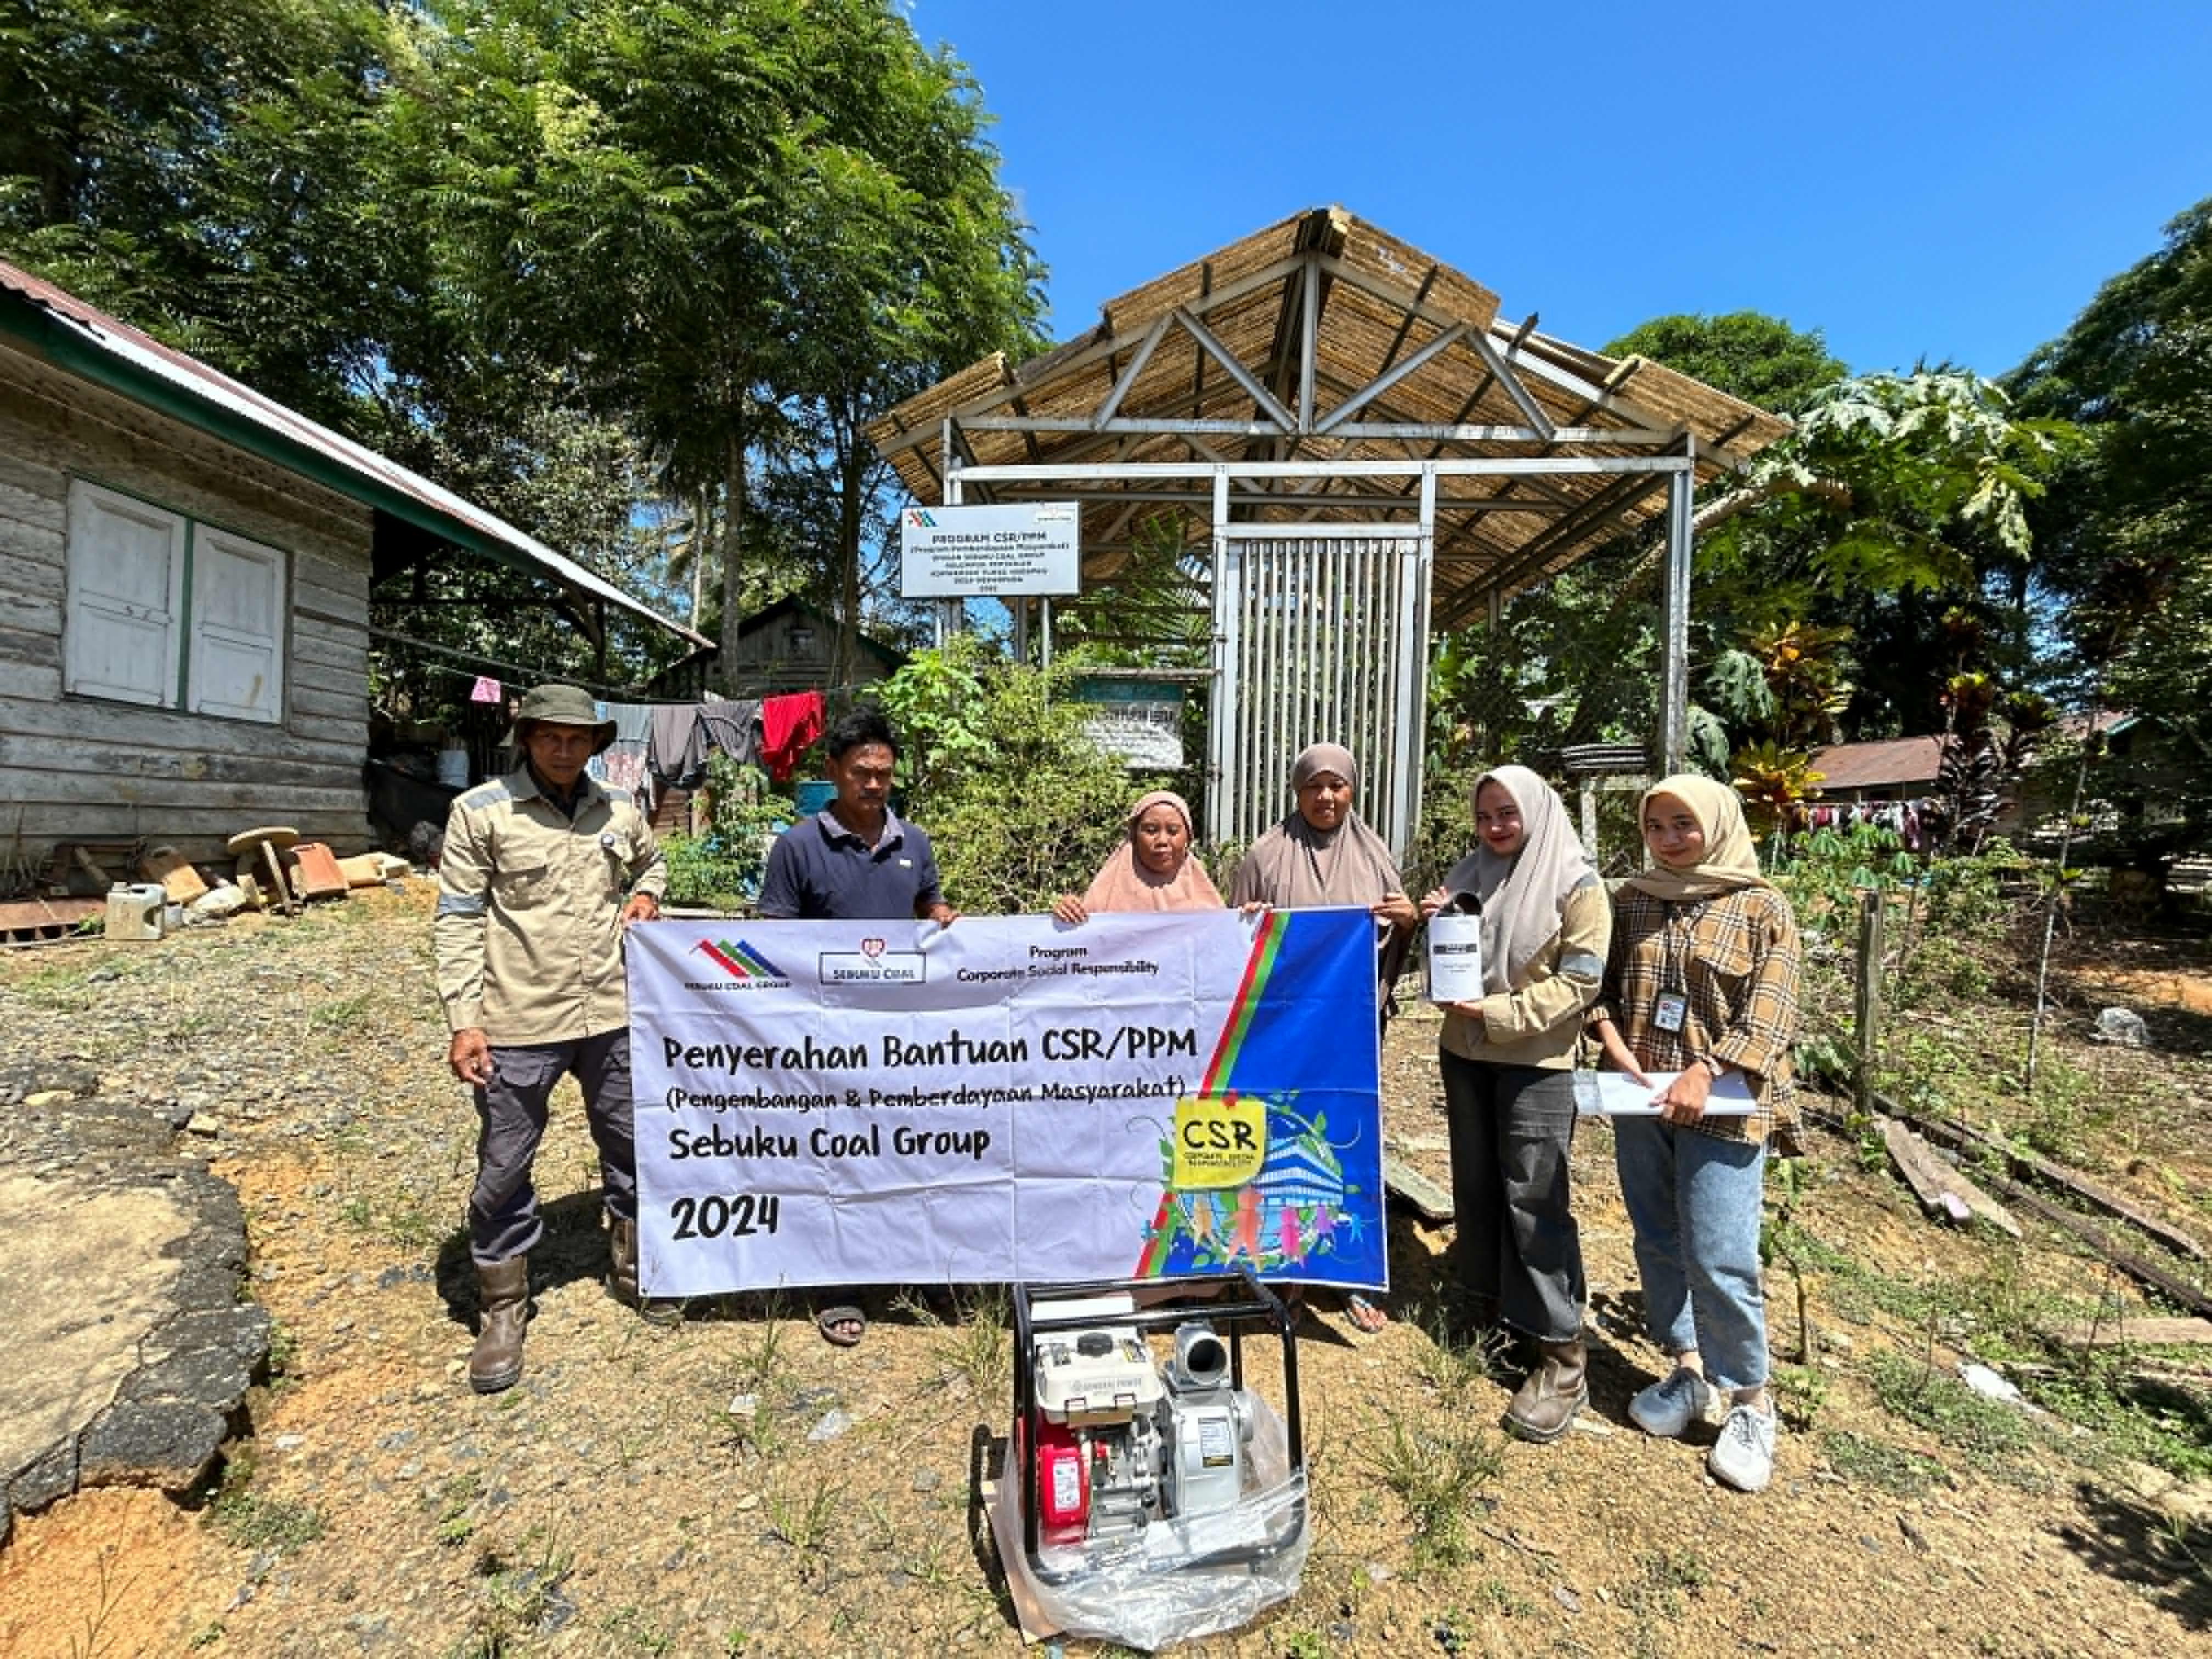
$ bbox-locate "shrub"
[877,644,1166,913]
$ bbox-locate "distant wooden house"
[1806,736,1946,803]
[716,596,906,698]
[0,262,704,862]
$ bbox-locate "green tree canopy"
[1603,312,1846,415]
[2009,194,2212,854]
[0,0,393,422]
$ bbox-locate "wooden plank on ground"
[1384,1155,1454,1223]
[1993,1181,2212,1320]
[2057,1316,2212,1349]
[1897,1108,2204,1261]
[1879,1116,2023,1239]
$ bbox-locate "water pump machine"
[1008,1273,1308,1588]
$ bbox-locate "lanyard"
[1659,900,1703,994]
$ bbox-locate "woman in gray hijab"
[1420,765,1610,1442]
[1230,742,1418,1334]
[1229,742,1420,998]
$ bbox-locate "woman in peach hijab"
[1052,790,1222,922]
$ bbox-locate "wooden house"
[0,262,704,864]
[717,596,906,698]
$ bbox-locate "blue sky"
[910,1,2212,377]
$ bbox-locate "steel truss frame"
[921,247,1724,855]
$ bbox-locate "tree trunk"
[691,485,712,628]
[836,405,862,696]
[717,426,747,693]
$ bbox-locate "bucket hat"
[510,683,617,754]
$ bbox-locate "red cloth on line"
[759,691,825,782]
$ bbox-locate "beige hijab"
[1628,774,1770,901]
[1438,765,1595,995]
[1081,791,1224,913]
[1229,743,1404,908]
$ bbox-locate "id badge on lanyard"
[1652,901,1697,1034]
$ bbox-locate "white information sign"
[899,502,1081,597]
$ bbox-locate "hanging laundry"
[759,690,825,782]
[701,695,764,769]
[470,675,502,703]
[648,703,710,793]
[585,699,652,802]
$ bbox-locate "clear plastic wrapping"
[986,1397,1310,1652]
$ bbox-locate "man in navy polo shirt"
[758,707,958,927]
[758,707,957,1347]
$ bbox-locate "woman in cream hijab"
[1591,774,1803,1496]
[1052,791,1222,922]
[1419,765,1609,1443]
[1230,743,1416,1334]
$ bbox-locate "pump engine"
[1024,1294,1261,1548]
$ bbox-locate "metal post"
[938,420,963,650]
[1659,448,1695,775]
[1204,467,1235,843]
[1041,597,1053,686]
[1387,466,1438,859]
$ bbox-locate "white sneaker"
[1628,1367,1713,1438]
[1707,1401,1779,1493]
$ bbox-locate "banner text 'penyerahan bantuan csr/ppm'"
[658,1025,1197,1075]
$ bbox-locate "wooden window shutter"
[187,527,287,724]
[64,481,185,707]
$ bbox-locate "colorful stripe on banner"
[1134,911,1288,1277]
[1199,908,1286,1094]
[693,937,789,980]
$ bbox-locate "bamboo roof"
[869,207,1788,628]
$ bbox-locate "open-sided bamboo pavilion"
[870,206,1787,854]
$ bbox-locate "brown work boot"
[469,1257,529,1395]
[607,1218,682,1328]
[1502,1336,1588,1443]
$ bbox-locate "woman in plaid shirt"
[1590,775,1802,1493]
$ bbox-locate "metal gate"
[1206,525,1434,856]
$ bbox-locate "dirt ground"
[2,887,2209,1657]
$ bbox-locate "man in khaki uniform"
[435,684,668,1393]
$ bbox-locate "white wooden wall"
[0,341,375,858]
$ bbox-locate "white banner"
[627,909,1388,1295]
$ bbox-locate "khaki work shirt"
[433,768,667,1045]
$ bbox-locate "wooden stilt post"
[1854,887,1884,1117]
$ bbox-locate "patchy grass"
[2018,1357,2212,1481]
[1866,1350,2040,1478]
[1407,1296,1509,1404]
[211,1487,326,1554]
[307,993,372,1032]
[1822,1429,1954,1496]
[900,1285,1012,1396]
[1618,1546,1710,1620]
[1362,1408,1503,1571]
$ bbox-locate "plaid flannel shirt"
[1592,883,1803,1147]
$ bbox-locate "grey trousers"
[1440,1050,1585,1342]
[469,1029,637,1267]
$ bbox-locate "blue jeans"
[1612,1118,1768,1392]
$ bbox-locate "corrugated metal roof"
[0,259,709,648]
[1809,736,1947,792]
